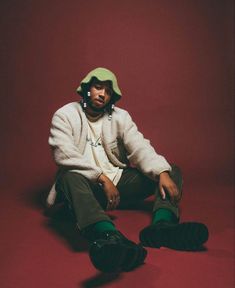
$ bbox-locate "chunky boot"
[139,221,209,251]
[88,230,147,273]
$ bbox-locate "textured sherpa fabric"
[47,102,172,206]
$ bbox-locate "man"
[47,67,208,273]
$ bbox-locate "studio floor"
[0,181,234,288]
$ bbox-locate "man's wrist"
[159,170,170,175]
[159,170,170,178]
[98,173,107,184]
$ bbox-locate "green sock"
[92,221,116,233]
[152,208,178,224]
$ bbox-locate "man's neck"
[85,109,104,122]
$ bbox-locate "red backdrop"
[0,0,234,193]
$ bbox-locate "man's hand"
[98,174,120,210]
[159,171,180,205]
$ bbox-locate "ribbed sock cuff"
[152,208,178,224]
[92,221,116,233]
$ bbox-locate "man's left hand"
[159,171,180,204]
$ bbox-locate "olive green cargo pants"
[55,165,182,230]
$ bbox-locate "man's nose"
[99,88,105,97]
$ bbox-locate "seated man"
[47,67,209,273]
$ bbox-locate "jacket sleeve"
[122,112,171,180]
[48,112,102,182]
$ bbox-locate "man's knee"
[169,164,183,195]
[59,171,89,185]
[170,164,182,179]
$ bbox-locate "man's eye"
[95,85,102,90]
[106,89,113,95]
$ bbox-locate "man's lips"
[94,98,105,104]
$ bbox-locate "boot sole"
[89,240,147,273]
[140,222,209,251]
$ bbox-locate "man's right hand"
[98,174,120,210]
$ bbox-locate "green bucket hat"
[76,67,122,101]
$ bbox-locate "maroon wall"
[0,0,234,193]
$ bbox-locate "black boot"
[87,230,147,273]
[139,221,209,251]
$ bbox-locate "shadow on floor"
[45,216,89,252]
[80,272,122,288]
[22,181,89,252]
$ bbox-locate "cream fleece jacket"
[47,102,171,206]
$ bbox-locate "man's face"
[87,79,113,112]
